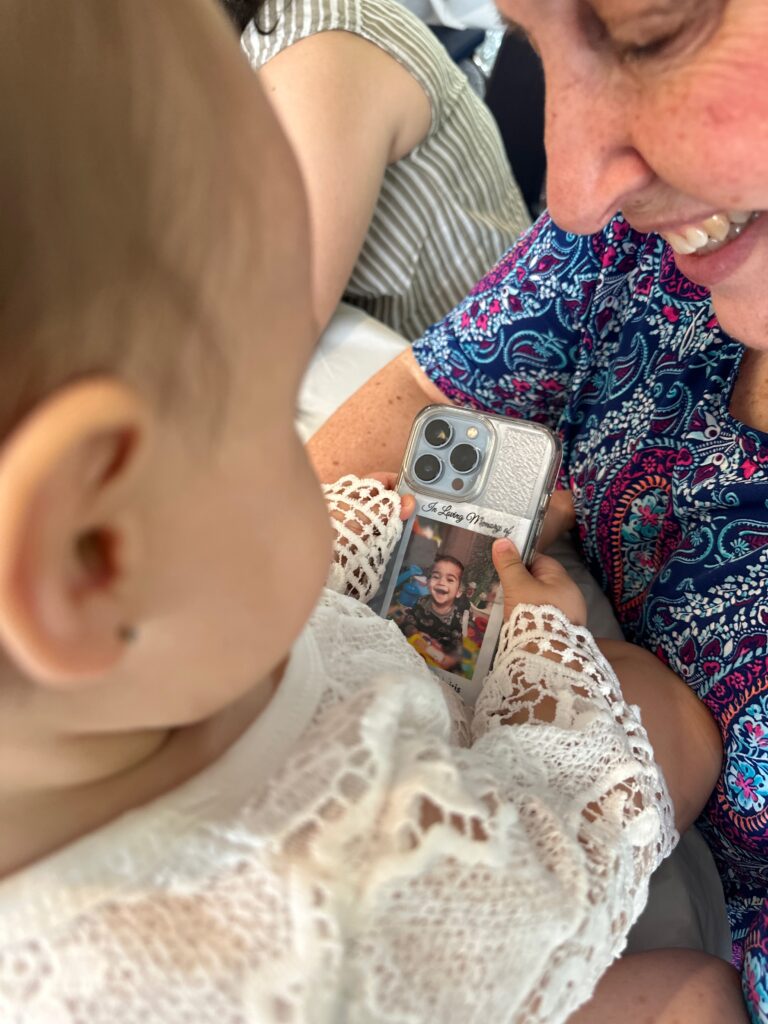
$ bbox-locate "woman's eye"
[609,0,719,66]
[618,29,681,63]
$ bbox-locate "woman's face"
[499,0,768,348]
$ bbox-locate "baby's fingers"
[527,552,573,584]
[492,538,530,618]
[537,489,576,550]
[492,542,587,626]
[492,537,525,571]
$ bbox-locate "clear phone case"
[371,405,561,704]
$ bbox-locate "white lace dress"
[0,479,676,1023]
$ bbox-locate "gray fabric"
[626,826,732,961]
[242,0,529,339]
[548,536,625,642]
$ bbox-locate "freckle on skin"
[703,99,734,128]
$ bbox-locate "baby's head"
[0,1,329,737]
[428,556,464,612]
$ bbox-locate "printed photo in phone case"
[384,514,503,689]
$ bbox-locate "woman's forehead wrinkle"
[505,0,681,30]
[591,0,679,23]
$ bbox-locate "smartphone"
[371,405,561,704]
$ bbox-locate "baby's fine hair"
[430,555,465,580]
[0,0,256,437]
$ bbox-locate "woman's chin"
[711,297,768,352]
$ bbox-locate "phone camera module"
[414,453,442,484]
[424,418,453,448]
[449,443,480,474]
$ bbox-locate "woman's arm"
[308,347,448,481]
[258,31,431,330]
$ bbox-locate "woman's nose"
[542,68,655,234]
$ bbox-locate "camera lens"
[424,418,453,448]
[414,453,442,483]
[450,443,480,474]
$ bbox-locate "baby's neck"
[0,673,278,879]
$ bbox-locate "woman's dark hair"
[220,0,266,32]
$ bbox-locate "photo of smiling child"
[384,516,502,685]
[399,555,466,671]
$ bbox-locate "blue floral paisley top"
[412,213,768,1021]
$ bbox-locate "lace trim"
[476,602,677,897]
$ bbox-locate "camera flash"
[466,426,479,439]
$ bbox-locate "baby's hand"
[492,539,586,626]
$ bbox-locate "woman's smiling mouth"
[648,208,767,291]
[659,210,761,255]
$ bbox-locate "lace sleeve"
[474,602,677,942]
[297,603,678,1023]
[322,476,403,604]
[4,599,677,1024]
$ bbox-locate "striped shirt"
[242,0,529,339]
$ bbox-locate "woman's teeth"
[662,210,761,255]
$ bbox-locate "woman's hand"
[492,538,586,626]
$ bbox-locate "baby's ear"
[0,379,151,685]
